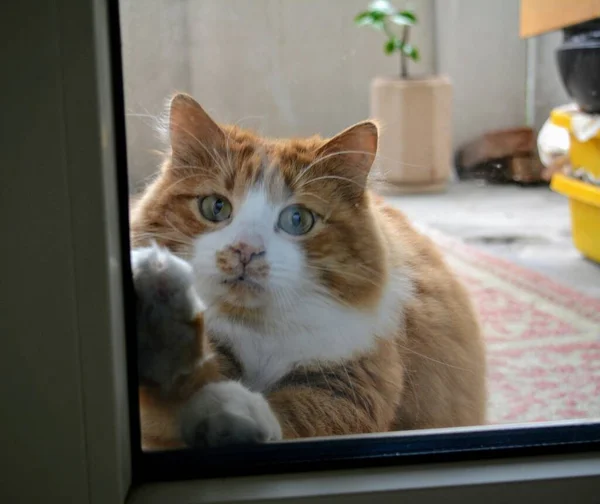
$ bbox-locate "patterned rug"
[422,226,600,425]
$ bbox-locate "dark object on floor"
[455,128,544,185]
[556,18,600,114]
[456,128,534,170]
[459,157,511,184]
[510,154,545,184]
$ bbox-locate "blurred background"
[120,0,600,428]
[120,0,567,190]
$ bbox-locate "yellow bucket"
[550,106,600,179]
[551,173,600,263]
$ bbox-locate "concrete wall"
[120,0,190,189]
[433,0,570,149]
[120,0,570,190]
[434,0,528,150]
[120,0,434,191]
[185,0,434,137]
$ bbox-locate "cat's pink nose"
[231,240,265,265]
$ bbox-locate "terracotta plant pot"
[369,75,452,194]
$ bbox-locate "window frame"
[137,421,600,482]
[51,0,141,500]
[129,453,600,504]
[12,0,600,501]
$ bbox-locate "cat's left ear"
[316,120,379,184]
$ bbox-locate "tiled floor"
[386,181,600,299]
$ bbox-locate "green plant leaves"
[354,11,372,24]
[398,10,417,23]
[402,43,420,61]
[368,0,395,15]
[355,3,418,32]
[391,12,416,26]
[382,39,420,61]
[354,10,385,29]
[384,39,397,54]
[355,1,420,70]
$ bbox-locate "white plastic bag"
[537,118,570,168]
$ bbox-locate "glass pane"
[115,0,600,478]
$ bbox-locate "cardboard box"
[520,0,600,38]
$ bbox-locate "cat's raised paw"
[131,245,204,391]
[180,381,282,447]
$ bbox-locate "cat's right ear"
[168,93,225,156]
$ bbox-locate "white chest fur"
[205,274,411,393]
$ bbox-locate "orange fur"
[133,93,486,446]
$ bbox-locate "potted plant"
[355,0,452,193]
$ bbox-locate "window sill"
[128,452,600,504]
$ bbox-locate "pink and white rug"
[424,227,600,425]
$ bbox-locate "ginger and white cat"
[130,93,486,449]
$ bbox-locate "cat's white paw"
[180,381,282,447]
[131,245,204,390]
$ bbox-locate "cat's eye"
[198,195,232,222]
[278,205,315,236]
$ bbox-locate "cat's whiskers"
[308,261,385,279]
[313,360,336,402]
[172,121,231,178]
[304,264,384,288]
[159,173,207,196]
[268,269,351,317]
[224,129,235,180]
[293,149,430,190]
[307,283,357,311]
[131,232,192,248]
[125,112,155,118]
[293,190,329,205]
[231,114,266,131]
[338,361,361,428]
[125,110,160,130]
[298,175,365,190]
[354,262,387,276]
[167,164,204,172]
[393,340,472,372]
[270,286,297,323]
[403,367,421,423]
[267,271,307,315]
[292,149,376,186]
[164,215,195,242]
[213,144,233,180]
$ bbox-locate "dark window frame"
[106,0,600,486]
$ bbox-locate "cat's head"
[131,93,388,312]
